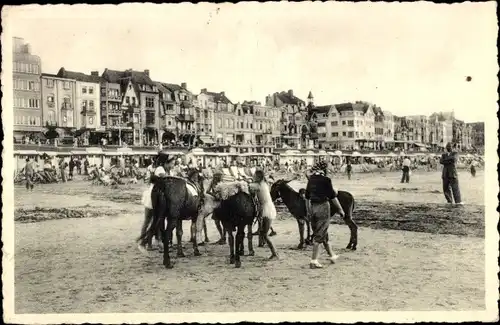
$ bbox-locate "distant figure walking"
[440,142,463,205]
[470,160,477,177]
[401,156,411,183]
[24,158,34,191]
[346,161,352,180]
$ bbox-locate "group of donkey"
[138,168,358,269]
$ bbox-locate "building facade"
[56,68,101,132]
[40,73,77,133]
[266,90,307,149]
[157,82,196,144]
[101,69,159,146]
[197,89,234,145]
[467,122,485,151]
[13,37,42,140]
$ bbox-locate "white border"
[2,3,499,324]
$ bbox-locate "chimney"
[201,88,207,94]
[144,69,150,77]
[221,91,225,96]
[90,71,99,76]
[288,89,293,97]
[181,82,187,89]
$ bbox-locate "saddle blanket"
[141,180,199,209]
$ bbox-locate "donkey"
[139,168,205,269]
[270,178,358,250]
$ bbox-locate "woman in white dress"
[138,151,176,252]
[249,169,279,260]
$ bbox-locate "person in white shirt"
[401,156,411,183]
[139,151,176,252]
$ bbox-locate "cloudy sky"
[4,2,497,122]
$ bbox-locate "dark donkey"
[211,191,257,268]
[270,178,358,250]
[139,169,205,269]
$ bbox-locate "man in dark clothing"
[305,161,345,269]
[440,142,463,205]
[346,161,352,180]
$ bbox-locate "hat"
[157,151,176,165]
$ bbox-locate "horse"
[197,182,257,268]
[269,178,358,250]
[139,168,206,269]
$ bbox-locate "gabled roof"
[57,68,101,83]
[312,105,332,114]
[274,91,305,105]
[202,90,232,104]
[101,68,156,86]
[372,106,383,116]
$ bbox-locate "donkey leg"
[203,218,210,243]
[297,219,306,249]
[236,229,245,256]
[191,220,201,256]
[176,219,186,258]
[247,223,255,256]
[228,230,235,264]
[215,220,226,245]
[163,220,174,269]
[344,216,358,250]
[305,220,313,245]
[235,227,243,268]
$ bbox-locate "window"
[331,121,338,126]
[145,111,155,125]
[47,94,55,103]
[348,120,354,127]
[318,122,326,127]
[82,87,87,94]
[89,87,94,94]
[132,97,136,106]
[146,97,155,108]
[89,100,94,110]
[89,117,94,125]
[217,118,222,128]
[331,132,338,137]
[82,100,87,111]
[342,132,346,137]
[28,99,39,108]
[342,120,346,125]
[46,79,54,87]
[348,131,354,138]
[48,110,56,122]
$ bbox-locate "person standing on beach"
[346,160,352,180]
[401,156,411,183]
[305,161,344,269]
[24,157,34,191]
[440,142,463,205]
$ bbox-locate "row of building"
[13,37,485,152]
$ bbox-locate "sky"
[3,2,498,122]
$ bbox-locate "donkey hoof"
[164,262,174,269]
[351,246,357,251]
[297,243,304,249]
[204,238,210,243]
[248,250,255,256]
[229,257,235,264]
[194,250,202,257]
[177,252,186,258]
[346,244,352,249]
[237,250,245,256]
[235,261,242,268]
[269,231,277,237]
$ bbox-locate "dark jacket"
[440,151,458,179]
[305,173,337,203]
